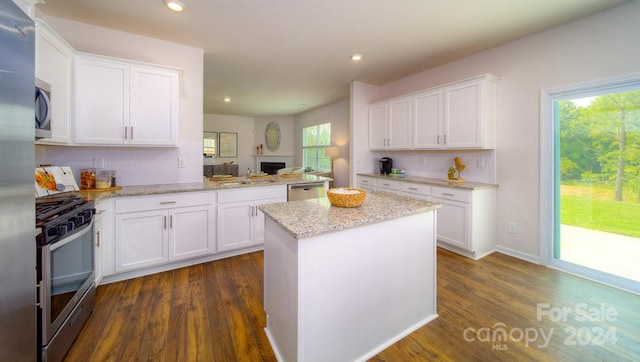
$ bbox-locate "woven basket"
[326,188,367,208]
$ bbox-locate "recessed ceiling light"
[164,0,185,12]
[223,97,231,103]
[350,54,363,61]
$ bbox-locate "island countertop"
[260,191,440,239]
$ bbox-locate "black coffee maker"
[379,157,393,175]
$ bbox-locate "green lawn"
[561,193,640,238]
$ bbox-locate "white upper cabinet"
[35,19,75,145]
[368,104,387,149]
[368,96,411,150]
[412,89,442,149]
[414,75,498,150]
[370,74,498,151]
[74,54,179,146]
[130,66,179,145]
[443,77,495,149]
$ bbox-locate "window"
[302,123,331,171]
[203,131,217,157]
[541,74,640,294]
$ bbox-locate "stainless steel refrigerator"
[0,1,36,361]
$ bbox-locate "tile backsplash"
[35,142,203,187]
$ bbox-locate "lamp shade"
[325,146,340,158]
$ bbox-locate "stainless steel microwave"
[35,78,52,140]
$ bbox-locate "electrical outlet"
[178,157,186,168]
[508,222,518,234]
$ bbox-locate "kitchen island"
[260,192,440,362]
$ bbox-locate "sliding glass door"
[543,77,640,294]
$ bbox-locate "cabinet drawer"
[218,185,287,204]
[376,179,400,190]
[116,191,214,214]
[431,186,471,203]
[400,182,430,196]
[358,176,376,187]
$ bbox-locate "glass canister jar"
[95,175,112,189]
[100,170,116,187]
[80,168,96,189]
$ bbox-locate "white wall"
[254,116,295,157]
[294,98,349,187]
[351,1,640,261]
[203,114,255,174]
[34,14,204,186]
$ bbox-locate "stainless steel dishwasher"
[288,182,326,201]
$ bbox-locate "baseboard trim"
[494,245,540,264]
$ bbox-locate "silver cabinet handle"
[408,187,418,191]
[124,126,128,139]
[160,201,177,205]
[170,215,173,228]
[163,215,167,229]
[96,230,100,247]
[444,134,447,144]
[437,135,440,144]
[443,193,454,196]
[130,126,133,140]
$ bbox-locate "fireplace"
[261,162,286,175]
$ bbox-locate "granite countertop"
[358,173,498,190]
[260,191,440,239]
[78,174,331,201]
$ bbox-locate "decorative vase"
[448,173,455,180]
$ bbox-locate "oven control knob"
[56,223,67,237]
[79,210,93,221]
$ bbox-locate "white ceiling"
[36,0,628,117]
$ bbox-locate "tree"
[585,91,640,202]
[558,100,600,181]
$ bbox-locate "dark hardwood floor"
[65,248,640,361]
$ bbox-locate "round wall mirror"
[265,121,281,151]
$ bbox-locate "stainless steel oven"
[36,194,95,362]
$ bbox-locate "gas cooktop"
[36,193,94,245]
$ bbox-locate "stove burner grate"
[36,194,85,223]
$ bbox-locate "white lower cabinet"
[375,178,401,194]
[114,192,215,272]
[357,176,376,192]
[93,201,105,285]
[217,186,287,252]
[432,186,495,259]
[357,175,496,259]
[400,181,431,201]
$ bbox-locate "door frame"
[540,73,640,294]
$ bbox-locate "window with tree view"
[302,123,331,171]
[552,84,640,290]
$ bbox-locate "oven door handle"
[49,218,94,251]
